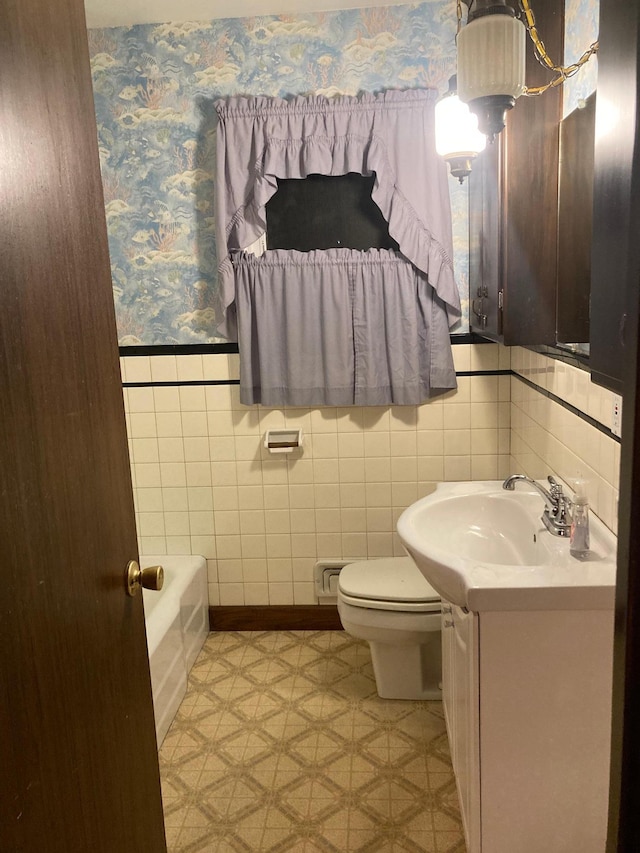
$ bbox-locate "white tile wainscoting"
[510,348,621,535]
[120,344,621,607]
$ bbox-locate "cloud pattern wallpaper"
[88,2,468,345]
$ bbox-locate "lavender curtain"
[214,90,459,406]
[233,249,456,406]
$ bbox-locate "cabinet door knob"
[443,619,454,628]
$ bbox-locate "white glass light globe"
[457,14,526,103]
[435,93,487,158]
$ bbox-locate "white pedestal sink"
[397,480,616,611]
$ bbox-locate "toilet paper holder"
[264,428,303,453]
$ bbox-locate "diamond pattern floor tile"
[159,631,466,852]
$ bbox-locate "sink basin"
[396,481,617,611]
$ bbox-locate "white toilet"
[337,556,442,700]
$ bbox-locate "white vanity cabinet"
[441,601,614,853]
[441,603,481,851]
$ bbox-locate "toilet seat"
[338,557,441,613]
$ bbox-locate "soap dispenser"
[570,480,590,559]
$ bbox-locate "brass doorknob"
[125,560,164,597]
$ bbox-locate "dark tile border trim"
[456,370,511,377]
[209,604,343,631]
[119,332,493,357]
[514,373,621,443]
[124,379,240,388]
[122,369,509,388]
[121,343,239,356]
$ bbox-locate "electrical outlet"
[612,394,622,438]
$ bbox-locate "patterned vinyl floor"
[159,631,466,853]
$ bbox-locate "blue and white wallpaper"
[563,0,599,117]
[88,2,468,345]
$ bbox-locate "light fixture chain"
[518,0,598,96]
[456,0,464,36]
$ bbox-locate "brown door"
[0,1,166,851]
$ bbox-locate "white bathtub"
[141,555,208,746]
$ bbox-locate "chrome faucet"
[503,474,573,537]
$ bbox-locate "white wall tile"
[470,344,499,372]
[138,512,165,537]
[158,437,185,463]
[134,463,162,488]
[153,387,180,413]
[242,559,268,583]
[136,488,164,512]
[267,559,292,582]
[156,413,183,437]
[189,511,215,537]
[166,536,192,554]
[444,430,471,456]
[127,387,156,413]
[219,583,245,605]
[452,344,471,372]
[164,512,190,536]
[126,356,151,383]
[179,386,206,412]
[293,582,316,604]
[206,385,233,411]
[241,534,267,559]
[176,355,204,382]
[389,431,417,456]
[132,437,159,464]
[390,456,418,482]
[391,482,418,509]
[208,582,220,606]
[217,559,243,583]
[202,354,232,381]
[443,456,472,481]
[417,403,443,430]
[188,487,214,511]
[190,535,216,559]
[182,411,208,437]
[150,355,177,383]
[365,457,392,482]
[245,583,270,605]
[139,536,167,555]
[266,534,292,558]
[268,583,294,605]
[129,413,157,437]
[160,462,187,488]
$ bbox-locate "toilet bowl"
[337,556,442,701]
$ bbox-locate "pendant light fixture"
[457,0,526,141]
[435,75,487,183]
[453,0,599,143]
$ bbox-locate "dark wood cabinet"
[589,0,635,395]
[557,94,595,348]
[468,0,563,346]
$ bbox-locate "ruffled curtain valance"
[214,90,461,341]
